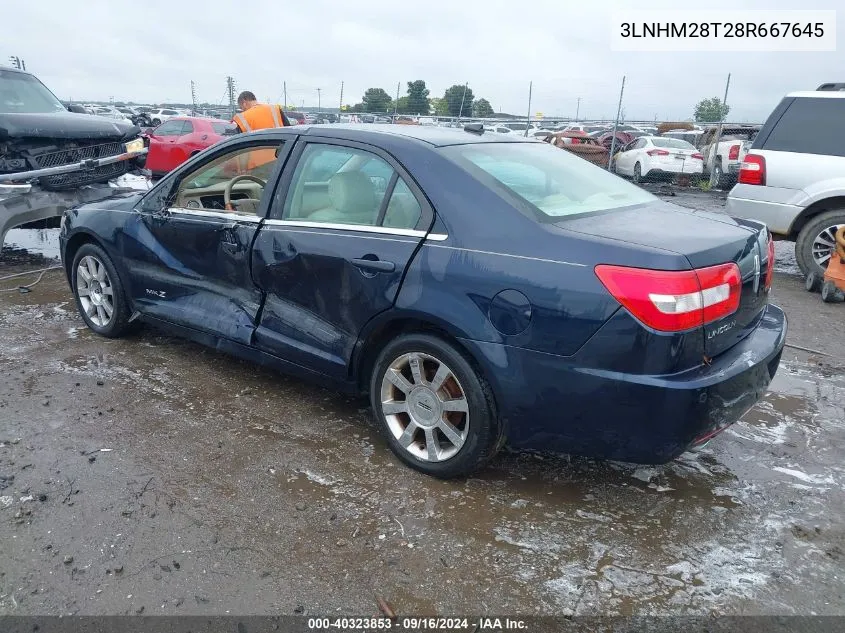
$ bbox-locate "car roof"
[0,65,31,75]
[170,115,231,123]
[786,91,845,99]
[248,123,536,147]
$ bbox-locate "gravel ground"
[1,191,843,617]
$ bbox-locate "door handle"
[352,258,395,273]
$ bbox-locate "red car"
[144,117,236,175]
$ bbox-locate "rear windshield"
[759,97,845,157]
[651,138,696,150]
[443,142,655,219]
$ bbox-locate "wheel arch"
[351,314,501,410]
[789,196,845,239]
[63,231,106,285]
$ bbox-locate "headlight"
[125,138,144,154]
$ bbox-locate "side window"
[173,143,284,215]
[154,120,184,137]
[382,178,422,229]
[762,98,845,157]
[283,144,393,226]
[181,121,194,135]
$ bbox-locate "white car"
[92,106,132,124]
[483,124,513,134]
[613,136,703,183]
[147,108,181,125]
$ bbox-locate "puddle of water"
[2,228,61,261]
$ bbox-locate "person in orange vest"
[225,91,291,188]
[232,91,291,132]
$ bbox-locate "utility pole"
[190,80,198,116]
[283,81,288,109]
[608,76,626,169]
[525,81,533,137]
[226,76,236,118]
[339,81,344,114]
[575,97,581,121]
[317,88,322,112]
[710,73,732,187]
[394,82,400,120]
[458,82,468,121]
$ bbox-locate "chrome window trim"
[424,243,586,267]
[167,207,262,223]
[263,218,448,241]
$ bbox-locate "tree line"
[345,81,494,118]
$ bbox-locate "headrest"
[328,171,376,214]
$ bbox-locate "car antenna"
[464,123,484,134]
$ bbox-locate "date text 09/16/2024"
[307,617,528,631]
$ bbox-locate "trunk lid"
[559,202,770,356]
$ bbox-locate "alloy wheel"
[380,352,470,462]
[812,224,843,269]
[76,255,115,328]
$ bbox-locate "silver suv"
[726,88,845,276]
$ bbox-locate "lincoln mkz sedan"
[59,124,787,478]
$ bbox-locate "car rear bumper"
[462,304,787,463]
[725,193,802,235]
[646,163,704,176]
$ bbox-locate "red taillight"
[646,149,670,156]
[765,233,775,290]
[728,144,740,160]
[691,153,703,160]
[738,154,766,186]
[594,263,742,333]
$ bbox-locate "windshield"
[651,138,696,150]
[443,141,655,219]
[0,69,67,114]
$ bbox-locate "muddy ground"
[1,191,844,617]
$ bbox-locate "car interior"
[173,144,282,214]
[284,147,422,229]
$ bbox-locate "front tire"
[795,210,845,277]
[71,244,132,338]
[370,334,502,479]
[151,118,161,126]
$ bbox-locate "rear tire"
[712,161,726,189]
[152,118,161,126]
[71,244,132,338]
[369,334,502,479]
[805,271,821,293]
[795,210,845,277]
[633,162,643,184]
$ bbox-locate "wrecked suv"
[0,66,146,190]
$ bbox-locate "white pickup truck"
[698,125,760,189]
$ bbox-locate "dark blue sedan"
[59,124,786,478]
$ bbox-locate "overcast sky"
[5,0,843,121]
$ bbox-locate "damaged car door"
[125,140,291,344]
[250,139,431,378]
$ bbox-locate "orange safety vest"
[233,103,285,132]
[231,104,285,176]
